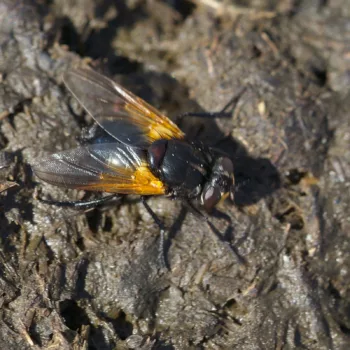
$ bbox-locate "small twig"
[193,0,277,19]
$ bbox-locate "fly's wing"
[63,68,185,149]
[32,143,166,195]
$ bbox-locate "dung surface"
[0,0,350,349]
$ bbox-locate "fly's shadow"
[167,79,281,207]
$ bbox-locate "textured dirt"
[0,0,350,349]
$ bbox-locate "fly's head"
[200,157,235,212]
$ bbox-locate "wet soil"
[0,0,350,349]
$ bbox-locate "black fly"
[32,68,241,268]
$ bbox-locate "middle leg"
[141,196,168,270]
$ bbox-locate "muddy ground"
[0,0,350,349]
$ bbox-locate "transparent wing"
[63,68,185,149]
[32,143,166,195]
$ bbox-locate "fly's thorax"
[148,139,210,197]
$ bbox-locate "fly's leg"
[175,111,232,120]
[175,87,247,121]
[141,196,168,271]
[184,200,245,265]
[36,193,120,210]
[218,87,247,113]
[184,200,207,220]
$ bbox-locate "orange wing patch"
[124,98,185,142]
[77,163,166,195]
[148,121,184,142]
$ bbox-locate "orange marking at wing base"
[124,102,185,142]
[131,165,166,195]
[148,123,184,141]
[77,164,166,195]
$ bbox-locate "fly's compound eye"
[202,185,221,212]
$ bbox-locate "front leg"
[184,200,244,265]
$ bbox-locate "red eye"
[202,185,221,212]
